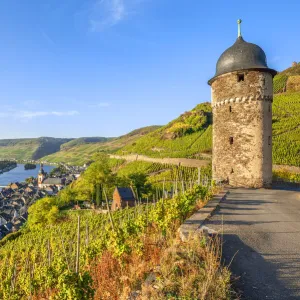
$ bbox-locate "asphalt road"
[203,188,300,300]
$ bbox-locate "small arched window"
[229,137,234,145]
[237,73,244,82]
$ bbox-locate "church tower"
[208,20,277,188]
[38,163,46,188]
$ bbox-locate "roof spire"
[237,19,242,37]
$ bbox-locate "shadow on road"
[222,234,299,300]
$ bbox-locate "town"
[0,163,86,240]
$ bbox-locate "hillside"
[0,137,72,160]
[117,66,300,167]
[42,126,161,165]
[119,102,213,159]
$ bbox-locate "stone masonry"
[210,71,273,187]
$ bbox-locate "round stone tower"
[208,20,277,188]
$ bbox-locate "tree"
[25,176,35,184]
[128,173,151,199]
[116,172,152,200]
[28,197,60,227]
[57,187,77,208]
[82,154,115,207]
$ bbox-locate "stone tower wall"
[211,70,273,187]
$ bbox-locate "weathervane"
[237,19,242,37]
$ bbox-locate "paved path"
[203,188,300,300]
[110,154,210,167]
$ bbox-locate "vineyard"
[118,103,213,159]
[273,74,288,94]
[116,160,212,190]
[0,185,232,299]
[272,91,300,166]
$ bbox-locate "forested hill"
[42,126,161,165]
[0,137,73,160]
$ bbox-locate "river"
[0,164,55,187]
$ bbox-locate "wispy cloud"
[87,102,111,108]
[0,110,79,120]
[22,100,41,108]
[40,29,56,47]
[86,0,142,32]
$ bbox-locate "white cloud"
[87,0,141,32]
[87,102,110,108]
[0,110,79,120]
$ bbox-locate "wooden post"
[104,188,115,231]
[85,221,89,247]
[58,228,70,271]
[47,239,51,267]
[75,215,80,274]
[146,197,149,226]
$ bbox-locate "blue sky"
[0,0,299,138]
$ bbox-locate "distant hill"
[60,137,113,151]
[3,66,299,167]
[0,137,73,161]
[42,126,161,165]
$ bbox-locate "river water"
[0,164,55,187]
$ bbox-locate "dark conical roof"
[208,36,276,84]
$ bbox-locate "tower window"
[237,73,244,82]
[231,168,234,174]
[229,106,232,112]
[268,136,271,145]
[229,137,234,145]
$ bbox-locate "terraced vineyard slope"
[118,103,212,159]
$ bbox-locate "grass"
[90,232,232,300]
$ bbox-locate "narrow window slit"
[229,137,233,145]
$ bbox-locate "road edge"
[178,190,229,241]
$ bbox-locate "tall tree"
[83,154,115,206]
